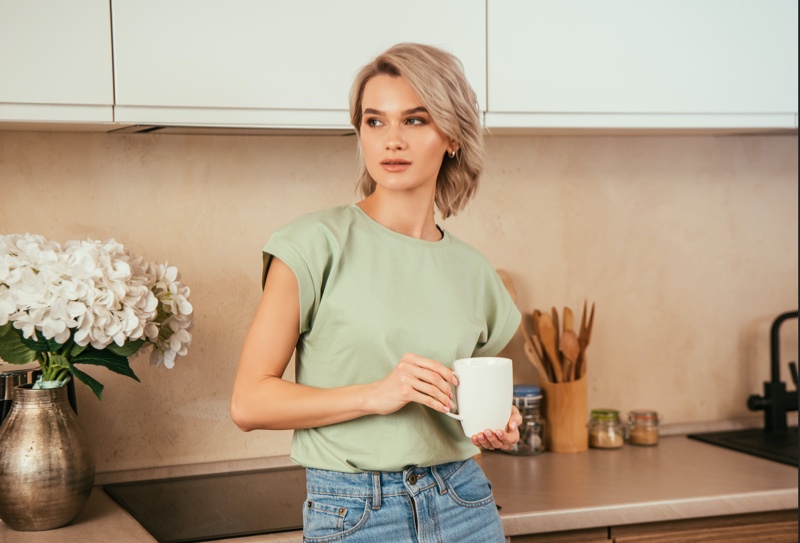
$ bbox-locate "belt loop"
[430,464,448,495]
[371,472,382,510]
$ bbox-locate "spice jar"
[588,409,625,449]
[503,385,545,455]
[627,410,660,446]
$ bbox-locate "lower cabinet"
[510,527,610,543]
[611,510,797,543]
[509,510,798,543]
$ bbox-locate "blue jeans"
[302,458,505,542]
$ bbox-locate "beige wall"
[0,131,797,473]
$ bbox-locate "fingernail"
[451,376,459,386]
[449,400,455,409]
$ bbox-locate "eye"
[405,117,427,126]
[364,117,383,127]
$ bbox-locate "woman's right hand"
[370,353,458,415]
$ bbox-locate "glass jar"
[588,409,625,449]
[627,410,660,446]
[503,385,545,455]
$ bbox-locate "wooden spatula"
[537,312,563,383]
[521,327,551,384]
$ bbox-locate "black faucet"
[747,310,798,434]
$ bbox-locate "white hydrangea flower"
[1,233,193,385]
[143,262,193,368]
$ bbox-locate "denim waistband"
[305,459,470,510]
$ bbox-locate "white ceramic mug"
[445,357,513,437]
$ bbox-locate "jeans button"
[408,473,418,485]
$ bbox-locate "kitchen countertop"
[1,435,796,543]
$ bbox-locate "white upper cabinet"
[486,0,799,132]
[3,1,796,133]
[0,0,114,125]
[111,0,486,129]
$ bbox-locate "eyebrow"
[362,107,429,116]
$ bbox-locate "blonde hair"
[349,43,484,219]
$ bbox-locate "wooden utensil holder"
[541,376,588,453]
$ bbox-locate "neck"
[357,188,440,241]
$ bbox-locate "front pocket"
[302,495,370,541]
[445,461,495,508]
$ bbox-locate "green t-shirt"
[263,204,521,472]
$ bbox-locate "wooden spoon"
[560,329,580,382]
[522,329,551,384]
[561,306,577,381]
[563,306,574,334]
[537,312,563,383]
[551,306,560,365]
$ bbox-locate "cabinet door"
[510,526,610,542]
[0,0,113,124]
[612,510,799,543]
[112,0,486,128]
[486,0,798,131]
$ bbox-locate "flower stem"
[40,352,71,383]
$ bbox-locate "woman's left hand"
[471,406,523,450]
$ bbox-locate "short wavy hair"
[349,43,484,219]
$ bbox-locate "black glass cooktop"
[687,427,798,467]
[104,466,306,543]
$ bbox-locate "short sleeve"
[263,222,335,335]
[471,267,522,357]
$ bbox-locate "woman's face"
[359,74,453,196]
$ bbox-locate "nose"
[384,125,406,151]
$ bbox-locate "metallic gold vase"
[0,385,95,531]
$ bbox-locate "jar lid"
[513,385,542,398]
[590,408,620,421]
[629,409,659,421]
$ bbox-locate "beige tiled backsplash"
[0,132,796,473]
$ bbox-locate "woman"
[231,43,522,542]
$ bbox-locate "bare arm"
[230,257,457,432]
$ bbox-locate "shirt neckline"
[349,204,451,248]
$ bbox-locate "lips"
[380,158,411,172]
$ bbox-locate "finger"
[484,430,504,449]
[409,380,455,412]
[507,407,523,432]
[472,430,498,450]
[399,359,457,404]
[402,353,458,386]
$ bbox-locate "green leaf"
[0,327,38,364]
[106,339,146,358]
[72,347,140,382]
[70,342,88,357]
[66,361,104,400]
[20,331,63,353]
[0,322,12,337]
